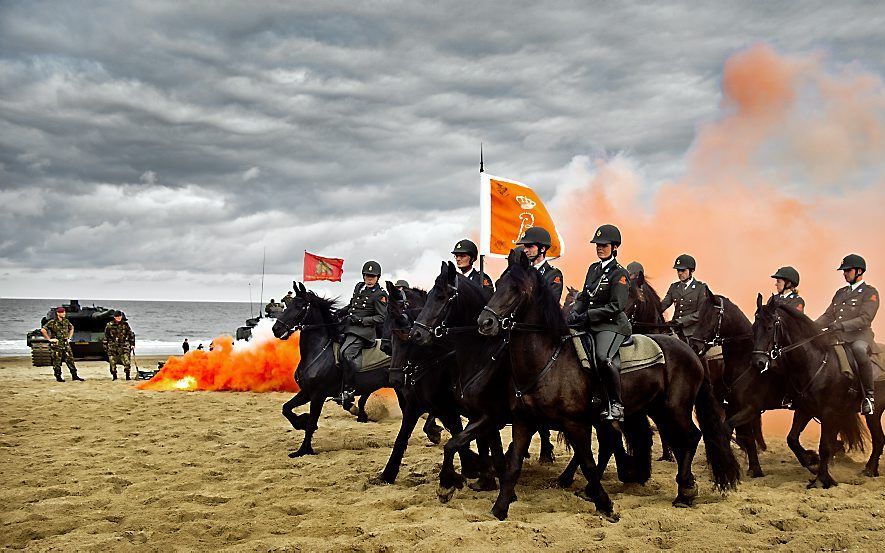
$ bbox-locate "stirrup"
[861,397,875,415]
[605,402,624,422]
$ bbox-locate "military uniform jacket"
[105,320,135,350]
[344,282,388,340]
[464,269,495,294]
[537,260,564,303]
[815,282,879,344]
[767,291,806,314]
[661,279,710,335]
[573,259,632,335]
[43,317,73,344]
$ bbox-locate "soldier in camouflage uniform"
[816,254,879,415]
[768,266,805,313]
[282,291,294,306]
[337,260,389,408]
[661,254,711,338]
[451,239,494,293]
[567,224,631,422]
[41,307,84,382]
[516,226,564,303]
[105,310,136,380]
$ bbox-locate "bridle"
[690,297,752,355]
[412,277,463,338]
[750,311,831,400]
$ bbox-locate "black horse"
[751,295,881,486]
[272,283,394,457]
[477,249,740,520]
[692,292,771,477]
[374,281,483,484]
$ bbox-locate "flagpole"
[479,142,485,279]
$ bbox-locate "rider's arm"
[841,288,880,333]
[660,283,674,311]
[549,270,564,304]
[814,292,840,329]
[364,292,388,326]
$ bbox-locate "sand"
[2,355,885,552]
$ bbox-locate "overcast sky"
[1,1,883,301]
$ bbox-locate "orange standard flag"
[303,251,345,282]
[480,173,564,258]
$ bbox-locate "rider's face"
[523,244,540,261]
[453,253,472,270]
[843,268,860,283]
[363,274,379,287]
[676,268,691,282]
[774,278,787,295]
[595,243,613,260]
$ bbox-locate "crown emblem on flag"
[515,195,536,210]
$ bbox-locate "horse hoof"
[600,510,621,523]
[437,486,457,503]
[425,431,442,445]
[490,505,509,521]
[862,467,879,478]
[468,476,498,492]
[289,448,316,458]
[750,469,765,479]
[356,414,369,423]
[807,478,819,489]
[657,455,675,463]
[539,451,556,464]
[557,475,574,489]
[672,498,693,508]
[369,474,394,486]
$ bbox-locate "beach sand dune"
[2,356,884,551]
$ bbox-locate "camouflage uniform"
[42,317,80,381]
[105,319,135,380]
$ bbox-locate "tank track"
[30,343,53,367]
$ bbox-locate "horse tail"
[695,369,742,491]
[621,415,652,484]
[836,412,869,453]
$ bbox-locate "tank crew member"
[567,224,631,422]
[661,254,710,338]
[338,261,389,408]
[282,291,295,306]
[516,226,564,303]
[451,239,494,293]
[41,307,84,382]
[394,279,410,302]
[816,254,879,415]
[105,311,136,380]
[768,266,805,313]
[265,299,277,316]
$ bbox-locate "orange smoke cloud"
[549,43,884,338]
[138,320,300,392]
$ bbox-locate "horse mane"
[771,302,830,350]
[642,281,664,313]
[303,290,341,326]
[505,258,568,338]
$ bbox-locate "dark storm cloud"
[1,0,884,294]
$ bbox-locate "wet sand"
[2,356,884,551]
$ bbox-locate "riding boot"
[337,359,357,410]
[602,357,624,422]
[579,334,603,408]
[857,352,875,416]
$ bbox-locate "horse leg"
[538,427,556,464]
[654,412,701,507]
[491,419,535,521]
[809,416,838,489]
[374,403,422,484]
[289,396,324,457]
[282,390,311,430]
[557,455,580,488]
[658,438,676,462]
[786,410,818,472]
[469,436,498,491]
[735,422,764,478]
[863,406,884,477]
[435,410,480,479]
[565,422,618,522]
[356,394,370,423]
[437,415,495,503]
[423,415,443,445]
[753,415,767,452]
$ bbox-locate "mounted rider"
[566,224,632,422]
[661,254,711,338]
[516,226,564,303]
[815,254,879,415]
[451,239,494,293]
[338,260,389,409]
[768,266,805,313]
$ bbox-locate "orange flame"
[137,320,300,392]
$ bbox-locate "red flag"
[303,251,344,282]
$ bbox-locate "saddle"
[332,340,391,372]
[833,342,885,382]
[569,332,664,374]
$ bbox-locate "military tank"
[26,300,122,367]
[235,303,286,341]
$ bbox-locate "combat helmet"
[516,227,552,248]
[362,261,382,276]
[771,266,800,287]
[451,239,479,261]
[394,279,410,288]
[673,254,697,271]
[838,254,866,272]
[590,224,621,246]
[626,261,644,276]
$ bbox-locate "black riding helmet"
[590,224,621,246]
[838,254,866,272]
[626,261,644,276]
[516,227,552,248]
[361,261,382,276]
[451,239,479,262]
[771,266,800,287]
[673,254,697,271]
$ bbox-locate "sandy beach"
[3,355,885,551]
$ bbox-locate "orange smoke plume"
[138,319,300,392]
[550,43,884,337]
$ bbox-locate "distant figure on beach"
[282,291,294,306]
[104,310,135,381]
[265,299,277,316]
[197,343,204,350]
[182,338,189,354]
[41,306,84,382]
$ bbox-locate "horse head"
[751,292,782,372]
[273,282,311,338]
[409,261,459,345]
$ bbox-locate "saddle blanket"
[332,340,390,372]
[705,345,723,362]
[834,342,885,382]
[569,332,664,374]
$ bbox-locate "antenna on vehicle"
[248,282,253,318]
[259,247,266,317]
